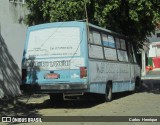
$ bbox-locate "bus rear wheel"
[105,83,112,102]
[135,77,141,92]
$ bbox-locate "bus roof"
[27,21,127,38]
[87,23,127,38]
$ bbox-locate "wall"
[148,42,160,57]
[0,0,28,98]
[148,30,160,43]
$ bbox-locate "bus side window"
[88,30,104,59]
[89,32,94,43]
[108,35,115,48]
[115,38,120,49]
[102,34,115,48]
[127,42,134,63]
[102,34,109,46]
[102,34,117,60]
[120,39,126,50]
[116,38,128,62]
[131,45,137,63]
[92,31,102,45]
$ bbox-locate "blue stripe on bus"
[103,41,109,46]
[89,81,134,94]
[108,42,115,48]
[103,41,115,48]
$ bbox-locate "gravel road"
[0,81,160,125]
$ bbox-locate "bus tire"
[105,83,112,102]
[135,77,141,92]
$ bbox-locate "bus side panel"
[112,81,132,93]
[88,60,132,94]
[129,64,136,91]
[89,82,106,94]
[134,64,141,79]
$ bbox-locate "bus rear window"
[26,27,81,58]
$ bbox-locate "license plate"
[45,73,60,79]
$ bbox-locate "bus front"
[20,22,89,100]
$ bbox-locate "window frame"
[88,27,130,63]
[88,28,105,60]
[114,37,129,62]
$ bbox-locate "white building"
[148,42,160,58]
[148,30,160,58]
[141,29,160,78]
[0,0,28,98]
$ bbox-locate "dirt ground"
[0,80,160,125]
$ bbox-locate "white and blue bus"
[20,21,140,102]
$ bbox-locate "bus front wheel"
[105,83,112,102]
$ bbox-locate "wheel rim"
[105,84,112,102]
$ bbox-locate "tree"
[25,0,160,50]
[25,0,89,25]
[97,0,160,50]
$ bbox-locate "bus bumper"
[20,83,88,94]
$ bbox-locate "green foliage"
[25,0,90,25]
[98,0,160,49]
[49,0,89,22]
[25,0,160,50]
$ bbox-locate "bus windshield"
[25,27,81,59]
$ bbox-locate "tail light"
[80,67,87,78]
[22,69,27,81]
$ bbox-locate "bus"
[20,21,141,102]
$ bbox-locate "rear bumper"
[20,83,88,94]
